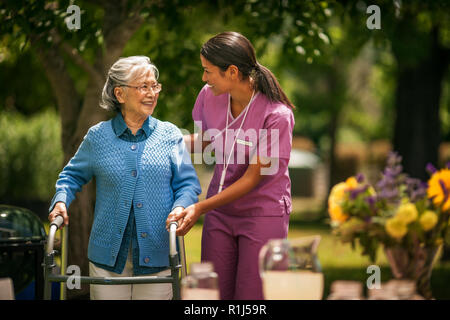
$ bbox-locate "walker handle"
[169,221,178,256]
[50,215,64,228]
[46,215,64,255]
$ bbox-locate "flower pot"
[384,245,441,299]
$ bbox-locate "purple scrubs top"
[192,85,294,217]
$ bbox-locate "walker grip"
[50,215,64,229]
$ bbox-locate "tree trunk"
[392,28,448,181]
[323,60,348,215]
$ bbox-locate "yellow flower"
[395,203,418,224]
[345,177,358,190]
[328,177,364,224]
[329,204,349,223]
[419,210,438,231]
[385,217,408,239]
[328,182,349,223]
[428,168,450,211]
[328,182,347,204]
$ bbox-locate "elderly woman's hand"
[48,202,69,228]
[166,206,185,232]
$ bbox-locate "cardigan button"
[136,202,143,208]
[144,257,150,264]
[131,170,137,177]
[131,144,137,151]
[141,232,147,238]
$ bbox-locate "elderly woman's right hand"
[48,202,69,228]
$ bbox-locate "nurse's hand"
[166,206,185,232]
[175,204,202,236]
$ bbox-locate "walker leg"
[170,254,181,300]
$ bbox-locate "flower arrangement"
[328,151,450,264]
[328,152,450,298]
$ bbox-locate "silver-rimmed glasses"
[122,82,162,94]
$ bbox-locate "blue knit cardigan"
[49,117,201,268]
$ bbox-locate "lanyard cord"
[218,90,256,193]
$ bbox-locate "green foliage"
[0,109,63,202]
[121,3,221,130]
[244,0,335,64]
[0,50,55,115]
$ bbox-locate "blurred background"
[0,0,449,299]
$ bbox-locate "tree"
[387,4,450,181]
[342,0,450,180]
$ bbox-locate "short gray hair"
[100,56,159,112]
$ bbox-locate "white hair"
[100,56,159,112]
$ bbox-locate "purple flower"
[420,181,428,189]
[386,152,402,167]
[378,188,399,201]
[364,196,377,212]
[405,177,427,202]
[356,173,365,183]
[439,179,449,205]
[350,185,369,200]
[384,165,402,178]
[426,163,437,175]
[376,175,395,189]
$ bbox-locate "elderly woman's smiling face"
[114,69,160,120]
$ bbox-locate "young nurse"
[167,31,295,300]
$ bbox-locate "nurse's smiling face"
[200,54,232,96]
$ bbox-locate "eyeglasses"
[122,83,162,94]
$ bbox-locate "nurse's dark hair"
[200,31,295,109]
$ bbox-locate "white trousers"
[89,249,172,300]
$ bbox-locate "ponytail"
[254,62,295,109]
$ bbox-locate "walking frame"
[43,216,187,300]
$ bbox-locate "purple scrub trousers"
[201,210,290,300]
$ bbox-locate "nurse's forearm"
[197,162,266,215]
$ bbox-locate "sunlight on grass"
[182,221,389,272]
[287,227,388,268]
[183,224,203,273]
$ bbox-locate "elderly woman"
[48,56,201,300]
